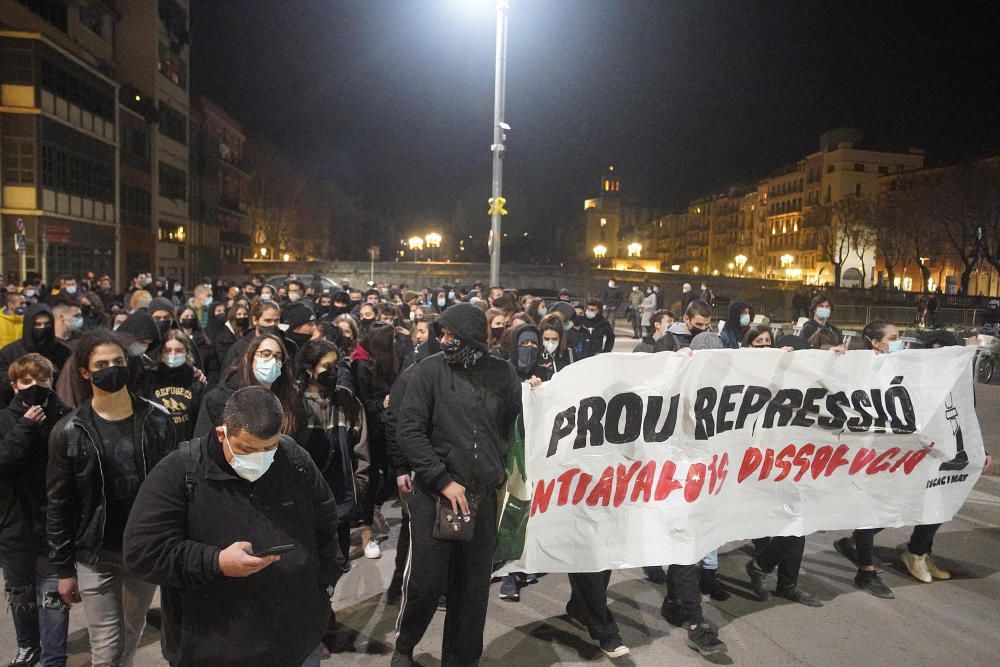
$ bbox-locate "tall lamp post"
[734,254,747,275]
[593,244,607,268]
[425,232,442,262]
[488,0,510,287]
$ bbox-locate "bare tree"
[807,204,848,286]
[920,168,981,295]
[846,197,876,286]
[872,192,912,289]
[960,159,1000,275]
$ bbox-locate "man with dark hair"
[580,299,615,359]
[47,330,176,667]
[0,304,72,409]
[222,301,282,370]
[663,299,713,351]
[393,304,521,666]
[124,386,344,666]
[487,286,504,308]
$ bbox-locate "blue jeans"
[0,550,69,667]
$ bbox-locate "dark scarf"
[441,339,483,369]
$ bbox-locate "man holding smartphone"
[123,387,345,666]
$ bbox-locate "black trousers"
[567,571,619,643]
[854,523,942,566]
[665,564,703,625]
[396,487,497,666]
[907,523,940,556]
[753,536,805,589]
[392,498,412,587]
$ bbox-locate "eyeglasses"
[254,349,284,362]
[439,329,455,342]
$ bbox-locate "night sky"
[193,0,1000,240]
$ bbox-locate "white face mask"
[261,293,272,301]
[163,353,186,368]
[254,357,282,385]
[542,340,559,355]
[886,340,905,354]
[223,427,276,482]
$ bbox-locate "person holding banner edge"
[498,319,631,658]
[834,322,992,597]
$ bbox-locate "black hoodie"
[0,304,72,409]
[720,301,752,349]
[398,303,521,493]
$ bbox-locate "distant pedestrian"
[602,279,622,329]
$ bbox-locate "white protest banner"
[507,346,983,574]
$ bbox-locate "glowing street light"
[282,253,290,262]
[735,254,747,272]
[425,232,442,248]
[259,247,268,258]
[627,242,642,257]
[593,244,607,268]
[780,253,794,267]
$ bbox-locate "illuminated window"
[600,218,607,228]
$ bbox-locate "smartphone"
[252,544,294,558]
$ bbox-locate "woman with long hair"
[293,339,369,559]
[333,314,359,357]
[194,333,301,438]
[486,307,507,357]
[139,329,204,442]
[177,305,218,384]
[212,302,250,367]
[352,323,399,559]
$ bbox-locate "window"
[600,217,607,228]
[16,0,67,31]
[0,40,35,85]
[1,115,36,185]
[158,162,186,201]
[39,118,113,200]
[157,42,187,89]
[825,185,831,203]
[158,221,186,243]
[855,183,863,196]
[39,55,114,120]
[121,184,151,228]
[878,165,889,175]
[158,102,187,145]
[78,2,108,39]
[121,121,149,168]
[854,163,865,172]
[826,165,834,173]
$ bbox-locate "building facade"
[190,95,250,280]
[0,0,120,283]
[583,165,660,268]
[116,0,191,284]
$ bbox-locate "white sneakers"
[364,539,382,559]
[902,550,951,582]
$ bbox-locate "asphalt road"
[3,328,997,666]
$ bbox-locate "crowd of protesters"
[0,270,990,666]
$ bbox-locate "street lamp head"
[627,242,642,257]
[593,244,607,259]
[408,236,424,251]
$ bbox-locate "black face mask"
[490,326,505,340]
[287,331,311,347]
[359,319,374,334]
[180,317,197,330]
[31,326,54,348]
[257,325,280,338]
[154,320,172,338]
[517,346,538,375]
[19,385,53,408]
[331,305,349,318]
[213,313,227,324]
[89,365,129,393]
[317,367,339,388]
[235,316,250,330]
[81,304,94,317]
[689,325,707,336]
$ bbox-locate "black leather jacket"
[46,393,176,577]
